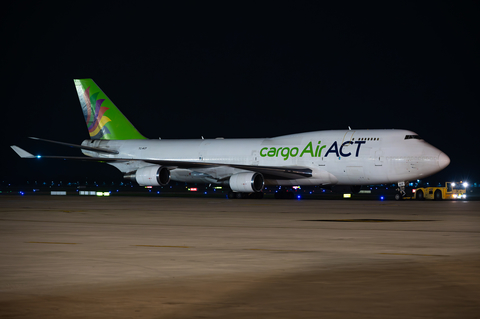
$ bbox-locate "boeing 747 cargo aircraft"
[11,79,450,199]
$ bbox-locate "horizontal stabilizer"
[29,137,119,154]
[10,146,35,158]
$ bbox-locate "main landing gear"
[395,181,406,201]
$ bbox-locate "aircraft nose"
[438,152,450,169]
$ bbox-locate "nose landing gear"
[395,181,406,201]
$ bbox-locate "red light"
[189,188,198,192]
[412,189,416,193]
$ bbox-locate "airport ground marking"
[379,253,449,257]
[245,248,310,252]
[302,219,437,222]
[26,241,79,245]
[133,245,191,248]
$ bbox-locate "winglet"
[10,146,35,158]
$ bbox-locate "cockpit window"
[405,135,422,140]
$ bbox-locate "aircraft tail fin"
[74,79,146,140]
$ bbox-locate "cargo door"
[375,150,384,166]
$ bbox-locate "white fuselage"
[81,129,450,186]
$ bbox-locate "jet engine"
[229,172,264,193]
[124,165,170,186]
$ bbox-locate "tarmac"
[1,195,479,318]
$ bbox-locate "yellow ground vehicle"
[404,182,468,200]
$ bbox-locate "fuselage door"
[341,131,356,156]
[252,150,259,166]
[375,150,384,166]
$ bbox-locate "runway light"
[380,196,384,200]
[343,194,351,198]
[297,195,301,199]
[103,192,110,196]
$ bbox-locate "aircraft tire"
[228,191,236,199]
[236,192,246,199]
[394,192,402,201]
[416,190,425,200]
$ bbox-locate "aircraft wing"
[10,146,312,179]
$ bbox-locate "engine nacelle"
[229,172,264,193]
[124,165,170,186]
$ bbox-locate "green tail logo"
[74,79,146,140]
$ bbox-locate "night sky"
[1,2,479,185]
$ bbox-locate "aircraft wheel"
[236,192,246,199]
[416,190,425,200]
[434,190,443,201]
[228,191,236,199]
[394,192,403,201]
